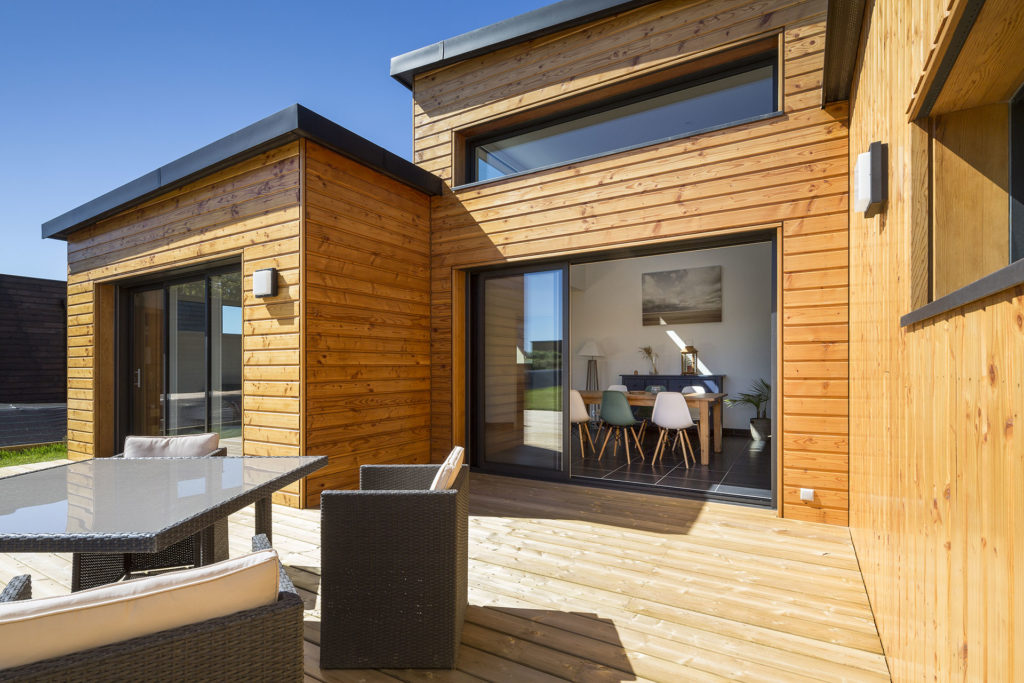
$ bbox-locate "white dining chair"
[651,392,697,466]
[569,389,595,457]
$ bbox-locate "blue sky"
[0,0,549,281]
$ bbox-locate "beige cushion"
[429,446,465,491]
[123,432,220,458]
[0,549,279,669]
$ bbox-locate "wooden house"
[42,0,1022,676]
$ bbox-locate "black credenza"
[620,374,725,393]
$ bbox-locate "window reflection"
[471,62,777,182]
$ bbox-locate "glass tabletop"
[0,456,322,538]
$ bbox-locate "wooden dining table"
[579,390,726,465]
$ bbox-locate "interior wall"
[569,243,772,428]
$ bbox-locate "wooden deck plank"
[0,467,887,680]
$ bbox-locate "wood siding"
[848,0,1024,679]
[65,143,304,506]
[414,0,850,523]
[301,141,433,507]
[0,275,67,403]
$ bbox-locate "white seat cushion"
[124,432,220,458]
[0,548,279,669]
[429,446,465,491]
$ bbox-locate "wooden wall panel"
[0,275,67,403]
[301,141,432,507]
[848,0,1023,679]
[414,0,850,523]
[65,143,304,506]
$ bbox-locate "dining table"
[579,390,726,465]
[0,455,326,591]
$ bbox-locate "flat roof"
[42,104,442,240]
[389,0,661,88]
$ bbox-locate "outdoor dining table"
[0,455,325,591]
[579,390,726,465]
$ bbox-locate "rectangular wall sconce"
[252,268,278,298]
[854,141,888,213]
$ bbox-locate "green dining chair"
[598,390,645,462]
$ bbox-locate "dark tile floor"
[571,426,772,504]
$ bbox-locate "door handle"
[135,368,142,388]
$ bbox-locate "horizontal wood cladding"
[301,142,432,507]
[65,143,304,506]
[849,0,1024,679]
[413,0,849,522]
[0,275,67,403]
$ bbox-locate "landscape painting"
[642,265,722,325]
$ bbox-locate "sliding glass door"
[471,265,568,479]
[121,265,242,444]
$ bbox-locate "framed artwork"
[642,265,722,325]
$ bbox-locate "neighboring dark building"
[0,274,67,403]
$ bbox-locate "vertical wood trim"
[94,284,115,458]
[297,139,308,507]
[451,268,467,457]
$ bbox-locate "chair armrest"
[359,464,441,491]
[0,574,31,602]
[252,534,298,597]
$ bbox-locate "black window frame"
[462,50,780,186]
[1011,83,1023,263]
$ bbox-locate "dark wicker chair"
[74,446,229,591]
[319,464,469,669]
[0,535,303,682]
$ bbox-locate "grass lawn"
[0,442,68,468]
[524,386,562,411]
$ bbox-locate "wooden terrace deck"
[0,461,888,681]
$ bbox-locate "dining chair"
[569,390,595,458]
[651,392,696,466]
[598,390,644,462]
[596,385,629,443]
[74,433,229,590]
[635,384,666,441]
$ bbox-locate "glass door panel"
[129,288,164,436]
[210,271,242,439]
[475,267,566,476]
[166,279,207,436]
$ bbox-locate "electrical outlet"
[799,488,815,502]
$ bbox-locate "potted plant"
[726,379,771,441]
[637,345,659,374]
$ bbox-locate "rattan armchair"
[319,464,469,669]
[0,535,303,682]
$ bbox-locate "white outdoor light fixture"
[854,141,888,213]
[252,268,278,298]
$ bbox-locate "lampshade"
[577,340,604,357]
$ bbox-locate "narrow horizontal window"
[467,58,778,183]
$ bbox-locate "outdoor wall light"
[853,141,888,214]
[252,268,278,298]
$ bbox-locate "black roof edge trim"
[389,0,661,89]
[822,0,868,104]
[901,258,1024,327]
[42,104,441,240]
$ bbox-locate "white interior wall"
[570,242,772,429]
